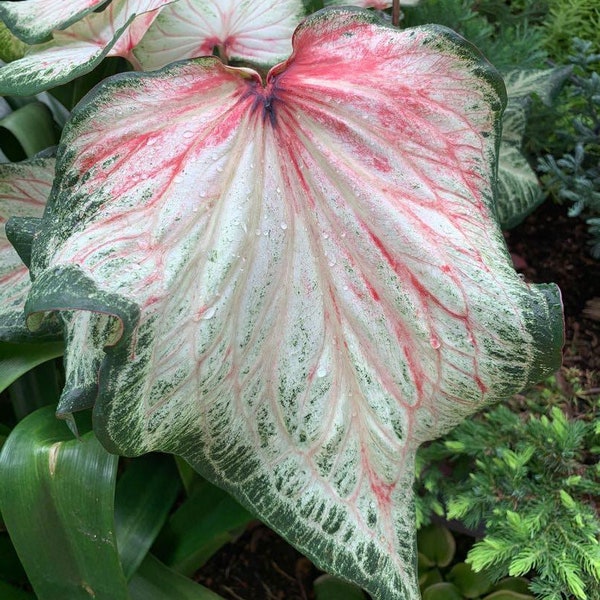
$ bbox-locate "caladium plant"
[0,0,109,44]
[0,4,564,600]
[0,0,176,96]
[134,0,304,71]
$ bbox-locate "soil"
[195,200,600,600]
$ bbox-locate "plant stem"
[392,0,400,27]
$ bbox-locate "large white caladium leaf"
[28,9,563,599]
[0,0,109,44]
[0,156,61,341]
[0,0,173,96]
[134,0,304,71]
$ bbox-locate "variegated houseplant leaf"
[495,67,571,229]
[26,9,563,599]
[134,0,304,71]
[0,156,61,341]
[0,0,174,96]
[0,0,110,44]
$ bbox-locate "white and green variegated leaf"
[0,157,61,341]
[496,142,543,230]
[495,97,542,229]
[0,0,110,44]
[28,9,563,599]
[495,67,571,229]
[0,0,172,96]
[502,67,571,107]
[134,0,304,71]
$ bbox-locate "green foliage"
[403,0,548,71]
[417,523,534,599]
[416,369,600,599]
[542,0,600,63]
[537,39,600,257]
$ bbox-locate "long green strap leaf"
[129,554,224,600]
[0,341,63,393]
[0,580,35,600]
[0,406,129,600]
[153,477,253,576]
[0,102,58,158]
[7,360,60,420]
[114,454,182,580]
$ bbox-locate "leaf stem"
[392,0,400,27]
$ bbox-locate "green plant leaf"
[417,524,456,568]
[491,577,532,594]
[422,582,464,600]
[0,0,173,96]
[153,476,253,575]
[26,9,563,599]
[0,581,35,600]
[114,453,182,580]
[128,553,224,599]
[0,341,63,392]
[0,21,28,62]
[0,103,57,157]
[0,157,62,342]
[418,568,443,591]
[0,405,129,600]
[447,562,493,598]
[314,574,367,599]
[7,359,60,420]
[0,0,110,44]
[483,592,534,600]
[135,0,304,71]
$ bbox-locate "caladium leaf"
[134,0,304,71]
[0,0,173,96]
[495,67,571,229]
[28,9,563,599]
[0,0,110,44]
[0,157,61,341]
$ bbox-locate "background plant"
[0,1,581,600]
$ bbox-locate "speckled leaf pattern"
[0,157,58,341]
[0,0,173,96]
[28,10,563,599]
[0,0,109,44]
[134,0,304,70]
[495,68,571,229]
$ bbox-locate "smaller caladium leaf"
[28,9,563,599]
[134,0,304,71]
[496,67,571,229]
[0,0,110,44]
[0,157,61,341]
[0,0,172,96]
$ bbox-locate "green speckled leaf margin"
[495,67,571,230]
[0,0,110,44]
[0,157,61,342]
[27,9,563,599]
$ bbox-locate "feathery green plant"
[416,369,600,599]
